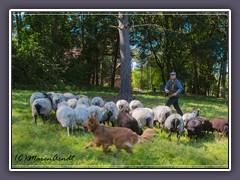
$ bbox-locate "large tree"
[118,12,132,100]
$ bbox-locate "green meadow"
[11,89,229,169]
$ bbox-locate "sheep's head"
[45,93,54,105]
[95,101,100,106]
[187,128,195,139]
[101,108,112,122]
[193,108,200,117]
[223,125,229,136]
[120,106,130,113]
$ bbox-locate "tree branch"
[109,25,122,30]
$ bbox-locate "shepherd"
[164,72,184,116]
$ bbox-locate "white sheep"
[129,100,144,110]
[56,101,76,137]
[116,99,129,111]
[50,93,67,112]
[101,101,119,126]
[63,93,76,100]
[67,98,78,109]
[76,104,89,109]
[30,92,47,106]
[131,107,154,129]
[87,105,103,122]
[31,98,52,125]
[76,94,89,100]
[74,106,89,133]
[182,108,200,126]
[91,96,104,107]
[152,105,172,130]
[77,97,91,107]
[164,114,184,143]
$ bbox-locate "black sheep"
[211,118,228,137]
[186,119,203,140]
[117,106,143,135]
[197,117,214,134]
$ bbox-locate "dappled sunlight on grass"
[11,90,228,168]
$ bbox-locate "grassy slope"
[11,90,229,169]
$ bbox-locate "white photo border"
[9,9,231,171]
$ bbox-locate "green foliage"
[12,90,228,168]
[12,11,229,97]
[131,12,228,97]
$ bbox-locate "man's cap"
[170,72,176,75]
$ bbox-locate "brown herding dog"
[84,115,155,153]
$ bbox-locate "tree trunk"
[15,12,22,45]
[92,71,95,85]
[118,12,132,101]
[216,63,222,98]
[221,59,227,98]
[100,60,103,86]
[111,34,119,88]
[164,16,171,74]
[95,54,99,86]
[139,64,143,90]
[149,66,153,90]
[146,29,166,85]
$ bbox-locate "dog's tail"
[137,128,155,144]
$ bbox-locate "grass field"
[11,89,229,169]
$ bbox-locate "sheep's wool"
[32,98,52,117]
[131,107,154,128]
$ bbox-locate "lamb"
[67,98,78,109]
[87,105,103,122]
[30,92,48,106]
[74,106,89,133]
[56,101,76,137]
[116,99,129,111]
[129,100,144,111]
[63,93,76,100]
[152,105,172,130]
[131,107,154,129]
[91,96,104,107]
[197,117,214,134]
[164,114,184,143]
[211,118,229,136]
[101,101,119,126]
[50,93,67,112]
[186,119,203,140]
[76,94,89,100]
[77,97,91,107]
[182,108,200,126]
[31,98,52,126]
[117,106,142,135]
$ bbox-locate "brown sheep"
[211,118,228,137]
[197,117,214,134]
[117,106,143,135]
[186,119,203,140]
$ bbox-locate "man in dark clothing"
[164,72,183,116]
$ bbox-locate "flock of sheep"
[30,92,229,143]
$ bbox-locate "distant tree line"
[12,11,228,98]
